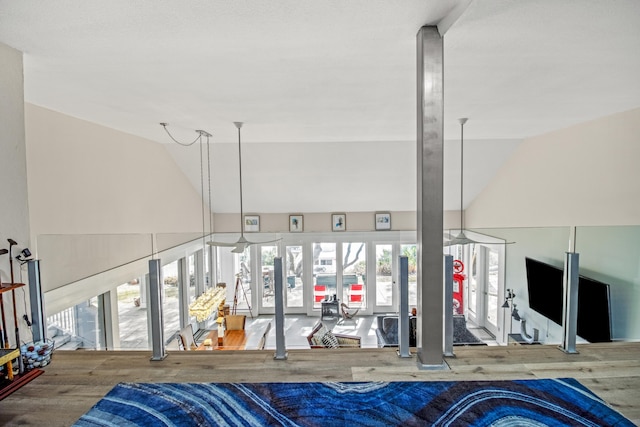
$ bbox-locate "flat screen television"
[525,257,612,343]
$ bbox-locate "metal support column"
[178,257,188,328]
[416,26,446,369]
[444,255,454,357]
[149,259,167,361]
[398,256,411,358]
[27,260,46,343]
[560,252,580,354]
[273,257,287,360]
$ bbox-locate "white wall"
[466,108,640,228]
[26,104,207,237]
[0,42,31,345]
[467,108,640,343]
[25,105,210,301]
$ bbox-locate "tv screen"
[525,258,563,325]
[524,257,611,343]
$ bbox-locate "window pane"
[285,245,304,308]
[469,244,478,315]
[188,255,196,304]
[261,245,278,308]
[233,247,252,312]
[376,244,393,306]
[401,244,417,308]
[312,242,336,308]
[343,242,366,308]
[487,248,499,327]
[162,261,180,341]
[117,279,149,349]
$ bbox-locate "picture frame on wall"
[332,213,346,232]
[244,215,260,232]
[375,212,391,230]
[289,214,303,232]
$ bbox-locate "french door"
[465,243,504,338]
[284,245,304,310]
[373,243,417,313]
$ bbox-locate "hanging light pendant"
[444,118,513,247]
[444,118,476,246]
[207,122,280,253]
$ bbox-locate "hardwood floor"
[1,341,639,426]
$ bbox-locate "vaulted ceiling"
[2,0,639,213]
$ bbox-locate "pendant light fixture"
[160,122,214,254]
[444,118,513,247]
[206,122,280,253]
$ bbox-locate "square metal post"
[560,252,580,354]
[27,260,46,343]
[416,26,446,369]
[273,257,287,360]
[148,259,167,361]
[444,255,454,357]
[398,256,411,358]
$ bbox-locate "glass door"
[342,242,366,310]
[486,247,500,334]
[465,244,479,323]
[373,243,417,313]
[400,244,418,310]
[465,243,502,338]
[285,245,304,309]
[259,244,278,313]
[311,242,336,310]
[375,244,394,309]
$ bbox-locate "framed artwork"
[289,214,303,232]
[332,213,346,232]
[244,215,260,232]
[375,212,391,230]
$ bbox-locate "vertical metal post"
[416,26,446,369]
[273,257,287,360]
[149,259,167,361]
[560,252,580,354]
[398,256,411,358]
[178,257,188,328]
[142,274,153,348]
[27,260,46,343]
[444,255,454,357]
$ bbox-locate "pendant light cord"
[234,122,245,235]
[459,118,468,232]
[160,123,201,146]
[199,135,206,249]
[159,123,213,249]
[207,137,214,238]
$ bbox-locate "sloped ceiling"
[1,0,638,213]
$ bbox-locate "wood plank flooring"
[1,342,639,426]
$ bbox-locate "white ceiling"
[1,0,639,213]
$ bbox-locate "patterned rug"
[74,378,634,426]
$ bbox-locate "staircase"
[47,324,83,351]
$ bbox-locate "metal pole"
[444,255,454,357]
[273,257,287,360]
[398,256,411,358]
[416,25,446,370]
[148,259,167,361]
[560,252,580,354]
[27,260,46,343]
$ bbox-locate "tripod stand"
[232,273,253,318]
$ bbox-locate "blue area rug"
[74,378,634,426]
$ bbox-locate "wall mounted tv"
[524,257,612,343]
